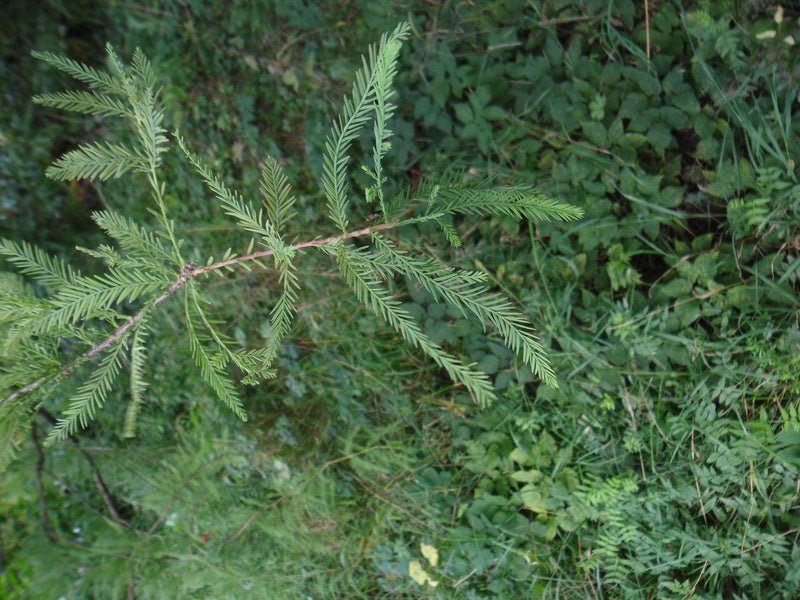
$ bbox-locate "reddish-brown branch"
[190,220,396,276]
[37,408,143,532]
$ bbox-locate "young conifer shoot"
[0,23,582,468]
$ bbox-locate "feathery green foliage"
[333,242,496,405]
[30,49,127,95]
[184,286,247,421]
[322,23,410,231]
[45,141,146,181]
[91,210,174,272]
[0,25,579,469]
[426,184,584,222]
[45,339,126,444]
[371,235,557,386]
[0,239,80,289]
[123,318,149,438]
[32,89,134,118]
[176,134,285,252]
[259,156,297,236]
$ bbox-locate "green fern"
[372,235,557,387]
[333,242,495,406]
[260,156,297,236]
[45,339,126,444]
[322,23,410,231]
[123,318,149,438]
[0,239,80,289]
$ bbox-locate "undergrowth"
[1,1,799,599]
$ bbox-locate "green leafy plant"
[0,23,581,466]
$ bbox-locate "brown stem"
[3,220,396,407]
[37,409,143,533]
[190,220,396,276]
[92,469,128,527]
[31,423,58,542]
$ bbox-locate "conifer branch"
[1,223,397,408]
[0,264,194,408]
[3,29,581,452]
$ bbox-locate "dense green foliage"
[1,1,799,598]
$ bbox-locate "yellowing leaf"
[409,560,439,587]
[421,543,439,567]
[409,560,428,585]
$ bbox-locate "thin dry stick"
[31,423,58,542]
[2,221,397,407]
[37,408,143,532]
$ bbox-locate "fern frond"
[263,256,299,365]
[428,186,584,222]
[123,320,149,438]
[29,269,166,335]
[130,88,167,167]
[367,24,404,214]
[30,50,126,95]
[92,210,175,268]
[45,339,126,444]
[130,47,157,90]
[32,90,133,118]
[322,23,410,231]
[177,135,284,251]
[372,236,558,387]
[229,348,277,384]
[0,239,80,289]
[259,157,296,236]
[46,141,146,181]
[184,289,247,420]
[334,242,495,406]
